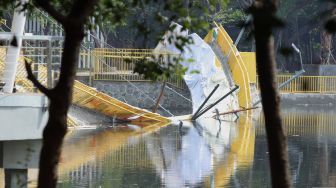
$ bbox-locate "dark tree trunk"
[37,27,83,188]
[24,1,98,187]
[251,0,292,188]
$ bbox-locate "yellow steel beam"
[206,22,252,108]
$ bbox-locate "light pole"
[291,43,304,70]
[253,43,305,106]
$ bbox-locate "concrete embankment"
[76,75,193,114]
[281,93,336,106]
[78,77,336,113]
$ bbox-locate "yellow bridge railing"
[92,48,185,89]
[256,75,336,93]
[204,23,252,108]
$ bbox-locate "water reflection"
[56,115,255,187]
[252,106,336,187]
[2,106,336,187]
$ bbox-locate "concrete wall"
[0,94,48,141]
[281,93,336,106]
[92,81,192,114]
[0,140,41,169]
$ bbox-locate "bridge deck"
[0,48,170,124]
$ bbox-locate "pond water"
[1,106,336,187]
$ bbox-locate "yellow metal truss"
[204,22,252,108]
[0,48,170,125]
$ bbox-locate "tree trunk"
[37,25,84,188]
[251,0,291,188]
[24,1,98,187]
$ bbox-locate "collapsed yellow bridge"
[0,49,170,125]
[0,23,257,126]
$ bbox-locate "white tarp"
[154,23,239,118]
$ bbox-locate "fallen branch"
[212,107,259,118]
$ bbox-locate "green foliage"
[1,0,227,80]
[92,0,218,80]
[214,8,245,24]
[123,0,210,79]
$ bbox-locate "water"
[1,106,336,187]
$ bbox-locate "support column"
[4,169,28,188]
[2,0,28,93]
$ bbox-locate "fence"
[256,75,336,93]
[0,45,186,89]
[22,45,92,70]
[92,48,186,89]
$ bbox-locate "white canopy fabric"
[153,23,239,118]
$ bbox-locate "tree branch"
[25,60,52,97]
[34,0,66,25]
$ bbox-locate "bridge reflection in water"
[254,106,336,187]
[256,107,336,136]
[1,107,335,187]
[56,115,255,187]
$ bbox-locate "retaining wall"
[92,80,192,114]
[281,93,336,106]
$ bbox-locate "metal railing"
[1,45,186,89]
[256,75,336,93]
[92,48,186,89]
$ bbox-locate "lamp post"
[291,43,304,70]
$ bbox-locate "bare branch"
[25,60,52,97]
[34,0,66,25]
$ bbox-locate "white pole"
[2,0,28,93]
